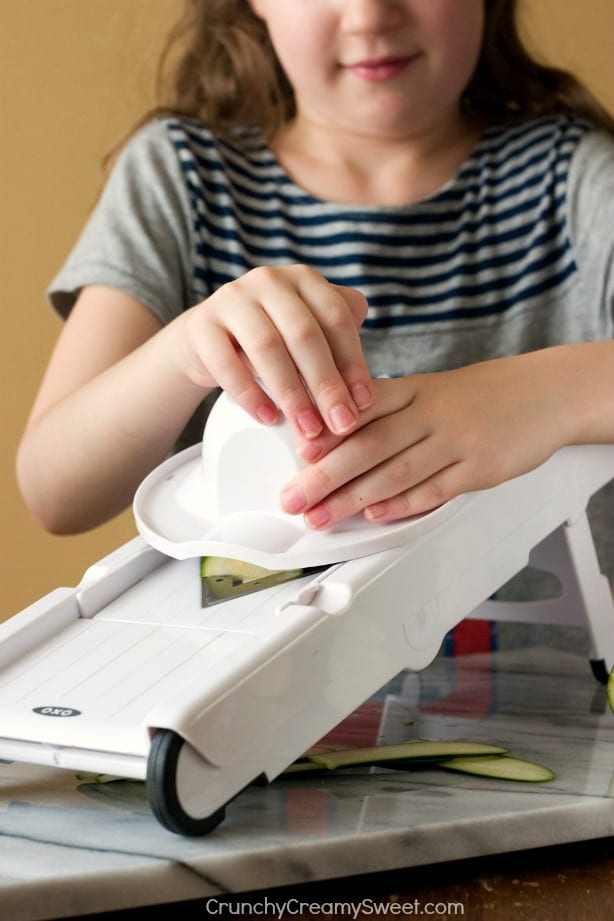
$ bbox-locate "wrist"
[535,342,614,447]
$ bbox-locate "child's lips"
[346,54,417,82]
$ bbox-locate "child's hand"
[178,265,373,437]
[280,354,573,528]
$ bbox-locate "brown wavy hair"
[126,0,614,143]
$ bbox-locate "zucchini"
[75,773,123,784]
[306,739,507,771]
[283,760,329,775]
[200,556,293,581]
[282,740,554,784]
[201,556,304,602]
[437,755,554,783]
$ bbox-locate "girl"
[16,0,614,550]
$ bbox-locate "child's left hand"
[280,353,574,529]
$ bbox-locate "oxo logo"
[32,706,81,718]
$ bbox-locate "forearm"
[16,318,209,534]
[529,339,614,447]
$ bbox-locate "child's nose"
[340,0,406,35]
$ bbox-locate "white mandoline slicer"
[1,392,614,836]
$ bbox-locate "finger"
[296,416,360,465]
[281,412,425,516]
[295,378,413,464]
[256,285,362,436]
[206,278,359,438]
[226,267,371,435]
[300,438,438,528]
[331,284,369,328]
[297,275,373,412]
[223,300,327,438]
[291,423,460,528]
[364,460,467,522]
[186,316,280,425]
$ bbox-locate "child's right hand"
[16,268,371,534]
[176,265,373,438]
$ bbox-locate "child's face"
[250,0,484,140]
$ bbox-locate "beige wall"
[2,0,614,620]
[1,0,177,618]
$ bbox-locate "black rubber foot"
[147,729,226,836]
[589,658,610,685]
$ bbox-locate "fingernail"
[297,439,321,463]
[329,403,356,434]
[297,408,322,438]
[351,382,372,409]
[280,485,307,514]
[306,505,332,529]
[256,403,277,425]
[365,502,387,520]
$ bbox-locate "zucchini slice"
[201,556,304,603]
[75,773,123,784]
[306,739,507,771]
[437,755,554,783]
[283,761,329,775]
[201,556,294,581]
[607,667,614,713]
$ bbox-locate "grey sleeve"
[567,128,614,332]
[47,119,195,325]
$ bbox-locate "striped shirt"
[49,113,614,383]
[168,115,583,327]
[48,114,614,587]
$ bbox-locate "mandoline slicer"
[1,392,614,836]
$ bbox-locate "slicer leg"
[533,514,614,682]
[560,514,614,684]
[147,730,227,836]
[470,513,614,683]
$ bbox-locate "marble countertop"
[1,645,613,921]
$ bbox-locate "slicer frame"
[1,445,613,835]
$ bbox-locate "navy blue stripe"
[325,229,567,289]
[456,143,572,193]
[176,138,573,217]
[184,168,568,243]
[178,149,570,229]
[173,116,584,200]
[346,242,573,306]
[364,242,572,308]
[362,261,577,327]
[201,258,577,325]
[195,221,566,289]
[193,202,566,269]
[199,243,574,312]
[162,114,585,332]
[467,117,586,166]
[192,189,566,243]
[173,112,572,159]
[173,114,581,177]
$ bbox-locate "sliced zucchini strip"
[306,739,507,771]
[437,755,554,782]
